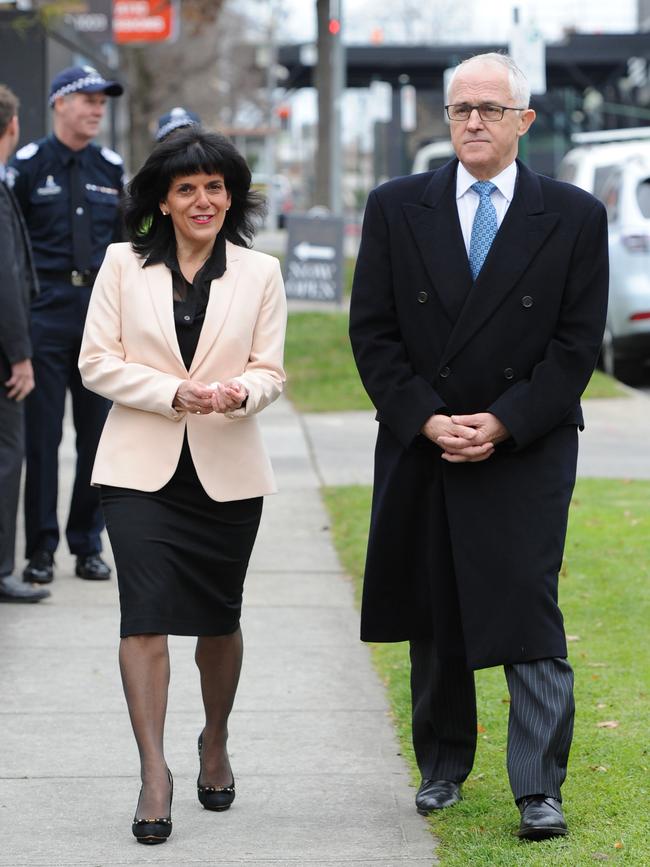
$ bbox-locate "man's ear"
[517,109,536,137]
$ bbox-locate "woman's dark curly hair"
[123,128,266,257]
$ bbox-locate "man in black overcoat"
[349,53,608,840]
[0,84,49,603]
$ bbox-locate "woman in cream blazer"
[80,232,285,499]
[78,129,286,844]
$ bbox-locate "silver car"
[558,131,650,383]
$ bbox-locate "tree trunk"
[120,46,157,173]
[117,0,228,174]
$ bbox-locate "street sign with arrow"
[284,213,344,302]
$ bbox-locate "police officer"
[155,106,201,142]
[8,66,124,584]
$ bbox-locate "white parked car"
[557,129,650,383]
[411,140,455,174]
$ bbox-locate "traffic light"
[328,0,341,36]
[277,104,290,131]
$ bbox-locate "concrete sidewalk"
[0,397,436,867]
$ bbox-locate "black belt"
[37,269,99,287]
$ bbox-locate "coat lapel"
[403,160,473,323]
[144,261,186,370]
[189,242,241,376]
[441,161,560,363]
[5,182,39,299]
[143,241,242,376]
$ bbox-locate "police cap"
[156,107,201,142]
[49,65,124,107]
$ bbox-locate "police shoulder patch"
[15,142,39,160]
[100,146,123,166]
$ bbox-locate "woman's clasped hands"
[173,379,248,415]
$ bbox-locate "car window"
[426,156,453,171]
[592,166,622,222]
[593,165,619,201]
[636,178,650,218]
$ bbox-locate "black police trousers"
[24,279,109,558]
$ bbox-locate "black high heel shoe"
[197,732,235,811]
[132,768,173,844]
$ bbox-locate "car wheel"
[613,358,645,386]
[601,329,615,377]
[601,329,645,384]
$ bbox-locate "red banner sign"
[113,0,177,44]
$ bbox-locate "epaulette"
[100,146,123,166]
[15,142,39,161]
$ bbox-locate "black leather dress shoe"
[0,574,50,603]
[517,795,568,840]
[75,554,111,581]
[23,550,54,584]
[415,779,462,815]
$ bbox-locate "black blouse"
[144,231,227,370]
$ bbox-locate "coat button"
[521,295,533,308]
[504,367,514,380]
[417,290,428,303]
[440,366,450,379]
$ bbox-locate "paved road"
[634,366,650,397]
[0,396,435,867]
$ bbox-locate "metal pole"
[387,83,403,177]
[329,0,344,216]
[265,5,279,229]
[315,0,331,208]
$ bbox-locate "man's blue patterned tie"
[468,181,497,280]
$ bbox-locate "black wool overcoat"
[0,178,38,381]
[349,159,609,670]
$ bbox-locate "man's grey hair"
[447,53,531,108]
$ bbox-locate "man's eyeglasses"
[445,103,527,122]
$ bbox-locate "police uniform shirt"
[7,135,123,272]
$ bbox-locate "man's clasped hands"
[421,412,510,463]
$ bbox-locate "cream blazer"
[78,241,287,501]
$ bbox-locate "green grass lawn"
[322,479,650,866]
[284,312,372,412]
[285,312,627,412]
[583,369,628,399]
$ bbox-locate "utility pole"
[314,0,344,214]
[265,5,279,230]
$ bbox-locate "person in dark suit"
[349,53,608,840]
[0,84,49,603]
[8,66,124,586]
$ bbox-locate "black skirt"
[101,436,263,638]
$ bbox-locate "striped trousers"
[409,640,575,802]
